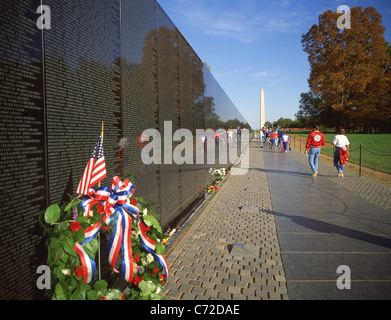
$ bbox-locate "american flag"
[77,134,107,195]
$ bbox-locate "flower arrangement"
[39,177,168,300]
[200,185,218,194]
[209,168,226,180]
[129,204,169,300]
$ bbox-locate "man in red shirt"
[270,130,278,149]
[305,125,326,177]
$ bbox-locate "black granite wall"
[0,0,248,299]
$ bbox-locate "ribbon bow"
[104,177,140,283]
[75,176,168,284]
[75,177,139,283]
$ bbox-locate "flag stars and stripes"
[77,134,107,195]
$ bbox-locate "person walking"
[281,131,290,153]
[260,128,264,148]
[332,128,350,177]
[278,128,283,147]
[305,125,326,177]
[265,128,270,147]
[270,129,278,149]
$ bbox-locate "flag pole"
[98,121,104,281]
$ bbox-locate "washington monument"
[260,89,265,129]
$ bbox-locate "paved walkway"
[163,139,391,300]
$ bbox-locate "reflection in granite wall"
[0,0,249,299]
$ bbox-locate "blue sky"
[158,0,391,129]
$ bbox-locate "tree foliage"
[295,91,339,128]
[301,6,391,132]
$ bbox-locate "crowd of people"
[255,125,351,178]
[256,127,291,152]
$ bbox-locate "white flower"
[89,210,94,217]
[146,253,154,264]
[143,208,148,216]
[169,229,176,237]
[155,286,162,294]
[132,230,140,236]
[61,269,71,276]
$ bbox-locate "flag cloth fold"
[77,134,107,195]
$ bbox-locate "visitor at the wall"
[305,125,326,178]
[332,128,350,178]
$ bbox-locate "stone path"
[163,140,288,300]
[263,144,391,299]
[163,139,391,300]
[288,146,391,213]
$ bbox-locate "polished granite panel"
[0,0,249,299]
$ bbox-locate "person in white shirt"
[281,132,290,153]
[332,128,350,177]
[260,129,264,148]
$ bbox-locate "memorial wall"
[0,0,249,299]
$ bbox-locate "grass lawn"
[290,132,391,174]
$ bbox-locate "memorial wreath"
[40,177,169,300]
[39,128,169,300]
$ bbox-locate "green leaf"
[141,257,148,266]
[94,280,108,294]
[142,215,162,233]
[57,247,69,263]
[64,201,74,213]
[149,292,163,300]
[105,289,123,300]
[62,237,77,257]
[82,238,98,259]
[80,282,91,292]
[74,229,85,243]
[138,280,155,296]
[155,242,165,255]
[49,238,61,250]
[68,277,78,292]
[45,204,61,224]
[87,290,98,300]
[64,198,82,212]
[69,287,86,300]
[77,216,89,224]
[142,215,153,227]
[54,266,67,281]
[55,282,70,300]
[136,294,150,300]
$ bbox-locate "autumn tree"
[302,6,391,131]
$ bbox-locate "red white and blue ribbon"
[106,207,134,282]
[80,222,101,246]
[75,175,169,283]
[94,176,139,283]
[79,176,138,220]
[74,221,100,283]
[74,242,96,283]
[138,220,169,278]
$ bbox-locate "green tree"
[273,117,294,128]
[295,91,339,128]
